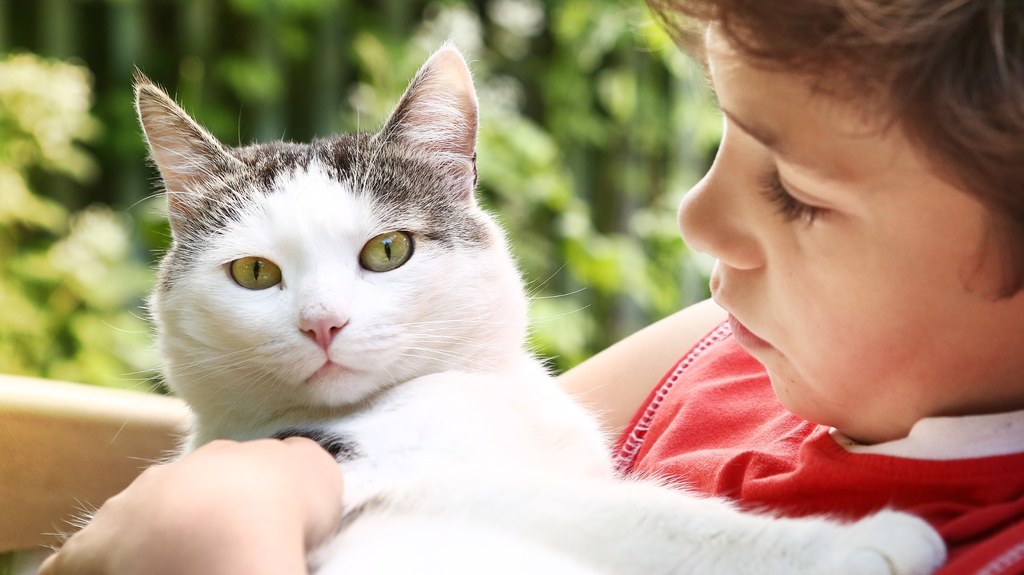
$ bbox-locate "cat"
[136,44,946,574]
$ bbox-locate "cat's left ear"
[377,44,478,186]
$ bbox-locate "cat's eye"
[359,231,413,272]
[230,257,283,290]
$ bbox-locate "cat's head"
[139,46,529,438]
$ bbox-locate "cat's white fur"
[140,46,946,574]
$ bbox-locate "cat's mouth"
[306,360,362,384]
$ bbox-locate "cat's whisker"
[402,338,509,359]
[127,452,179,467]
[395,313,522,330]
[523,263,569,297]
[528,303,592,324]
[107,372,164,393]
[170,356,271,397]
[528,287,588,300]
[168,344,266,370]
[399,322,525,348]
[398,347,493,372]
[116,364,164,379]
[243,368,287,413]
[395,316,480,326]
[357,140,378,197]
[396,352,480,373]
[400,342,490,360]
[126,188,171,212]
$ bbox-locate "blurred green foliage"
[0,0,720,387]
[0,54,155,387]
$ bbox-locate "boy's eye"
[759,168,826,224]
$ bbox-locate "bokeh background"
[0,0,720,391]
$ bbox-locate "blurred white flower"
[416,4,484,58]
[488,0,545,38]
[0,54,100,181]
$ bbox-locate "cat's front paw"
[833,510,946,575]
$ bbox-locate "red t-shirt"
[614,323,1024,574]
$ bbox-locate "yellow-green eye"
[229,257,282,290]
[359,231,413,272]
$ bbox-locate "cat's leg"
[417,475,946,575]
[566,478,944,575]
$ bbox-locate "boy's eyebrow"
[720,107,783,152]
[703,61,788,156]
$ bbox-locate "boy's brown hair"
[649,0,1024,296]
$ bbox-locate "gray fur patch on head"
[155,133,493,292]
[166,132,491,244]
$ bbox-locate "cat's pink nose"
[301,317,348,351]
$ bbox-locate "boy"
[564,2,1024,572]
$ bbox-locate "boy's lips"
[710,267,773,351]
[727,314,773,351]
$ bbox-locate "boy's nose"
[678,150,765,271]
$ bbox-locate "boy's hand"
[39,437,345,575]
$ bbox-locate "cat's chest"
[315,370,612,507]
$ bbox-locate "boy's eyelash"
[759,169,825,224]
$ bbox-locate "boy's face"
[680,27,1024,444]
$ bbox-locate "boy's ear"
[133,70,242,236]
[376,44,478,182]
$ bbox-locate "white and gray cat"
[136,45,945,574]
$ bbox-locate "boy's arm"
[39,438,344,575]
[559,298,727,437]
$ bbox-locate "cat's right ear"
[134,71,241,237]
